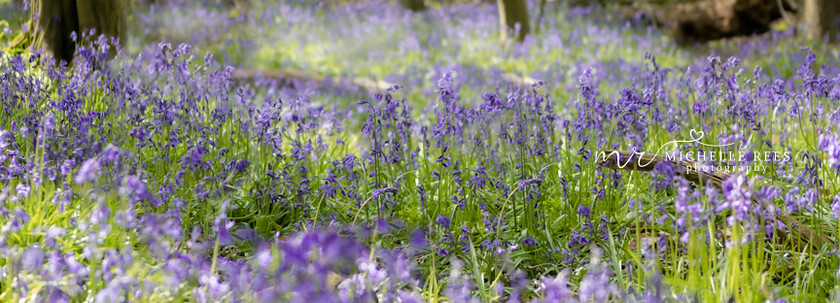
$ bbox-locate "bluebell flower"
[523,236,537,246]
[436,214,451,229]
[118,175,151,204]
[15,183,29,198]
[819,134,839,172]
[577,205,591,219]
[74,157,100,184]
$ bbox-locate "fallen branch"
[597,149,830,250]
[501,72,540,87]
[235,68,542,92]
[234,68,395,93]
[626,0,798,44]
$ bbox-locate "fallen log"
[501,72,540,87]
[631,0,798,44]
[234,68,542,93]
[597,149,830,250]
[233,68,395,93]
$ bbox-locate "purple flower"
[535,269,574,302]
[74,157,100,184]
[650,160,676,190]
[118,176,151,204]
[358,258,387,285]
[579,247,615,302]
[41,287,68,303]
[338,273,373,301]
[215,217,234,245]
[523,236,537,246]
[9,208,29,232]
[101,144,125,165]
[435,214,451,229]
[721,175,752,224]
[15,183,30,198]
[784,187,815,214]
[819,134,839,172]
[21,246,44,270]
[410,229,428,249]
[44,227,65,248]
[577,204,591,219]
[397,291,424,303]
[199,273,231,298]
[372,187,397,200]
[443,259,479,302]
[518,178,542,189]
[569,229,589,247]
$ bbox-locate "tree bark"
[76,0,126,43]
[647,0,797,45]
[30,0,126,64]
[535,0,547,33]
[497,0,530,42]
[399,0,427,12]
[31,0,79,64]
[804,0,840,42]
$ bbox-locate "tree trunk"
[76,0,126,42]
[804,0,840,42]
[647,0,797,45]
[31,0,79,64]
[535,0,547,33]
[30,0,125,64]
[497,0,530,42]
[399,0,426,12]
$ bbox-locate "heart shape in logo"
[689,129,705,141]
